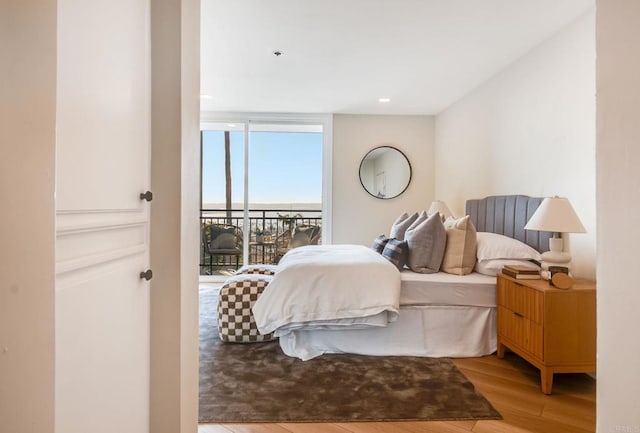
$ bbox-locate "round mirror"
[359,146,412,199]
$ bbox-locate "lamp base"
[540,237,571,279]
[540,252,571,270]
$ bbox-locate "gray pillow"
[290,225,321,248]
[389,212,419,241]
[405,212,446,273]
[210,226,238,249]
[406,210,428,231]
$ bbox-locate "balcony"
[200,208,322,275]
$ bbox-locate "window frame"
[200,112,332,278]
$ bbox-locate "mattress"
[400,270,496,308]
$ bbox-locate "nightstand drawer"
[496,273,596,394]
[497,306,543,358]
[497,277,544,325]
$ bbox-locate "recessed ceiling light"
[200,94,212,100]
[227,124,236,128]
[379,98,391,103]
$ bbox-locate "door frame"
[199,112,333,281]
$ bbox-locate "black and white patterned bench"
[217,273,275,343]
[234,264,278,276]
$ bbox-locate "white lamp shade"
[428,200,453,219]
[524,196,586,233]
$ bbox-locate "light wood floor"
[198,352,595,433]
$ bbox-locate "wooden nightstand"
[496,272,596,394]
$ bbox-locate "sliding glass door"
[200,118,328,277]
[200,123,246,276]
[247,124,323,267]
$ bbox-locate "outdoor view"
[200,124,323,275]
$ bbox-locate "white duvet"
[252,244,401,359]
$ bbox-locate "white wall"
[150,0,200,432]
[0,1,56,431]
[434,11,596,279]
[596,1,640,431]
[332,114,434,245]
[179,1,201,431]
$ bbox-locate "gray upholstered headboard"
[465,195,552,253]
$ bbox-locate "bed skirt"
[278,305,497,360]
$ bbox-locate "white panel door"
[55,0,151,432]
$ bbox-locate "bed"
[251,195,551,360]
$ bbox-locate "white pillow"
[475,259,540,276]
[476,232,541,262]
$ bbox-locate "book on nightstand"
[502,264,540,274]
[501,267,541,279]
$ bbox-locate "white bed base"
[277,270,498,360]
[279,304,496,359]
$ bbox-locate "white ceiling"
[200,0,594,115]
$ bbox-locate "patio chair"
[202,223,243,271]
[289,224,321,248]
[273,228,292,263]
[274,224,322,263]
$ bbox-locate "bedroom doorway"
[197,115,332,425]
[199,115,332,280]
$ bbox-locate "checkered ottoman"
[217,274,275,343]
[234,264,278,276]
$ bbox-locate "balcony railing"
[200,208,322,275]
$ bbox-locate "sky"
[202,129,322,206]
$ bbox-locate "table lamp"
[524,196,586,272]
[428,200,453,220]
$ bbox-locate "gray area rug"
[199,286,501,423]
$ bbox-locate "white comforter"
[252,244,401,359]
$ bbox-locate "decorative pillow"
[381,238,408,270]
[441,215,477,275]
[210,226,237,249]
[371,235,390,254]
[476,232,541,262]
[389,212,419,241]
[405,212,447,273]
[290,225,321,248]
[406,210,428,231]
[475,259,540,276]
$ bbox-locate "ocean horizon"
[202,202,321,211]
[201,203,322,222]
